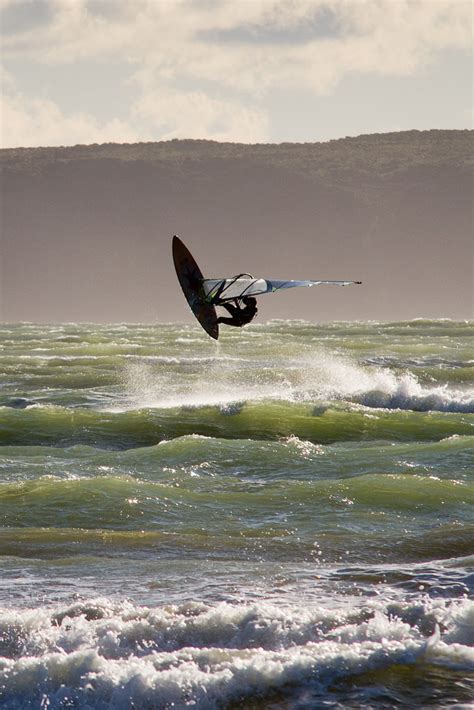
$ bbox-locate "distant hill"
[1,130,472,322]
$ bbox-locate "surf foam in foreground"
[1,596,473,709]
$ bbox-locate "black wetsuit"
[217,297,258,327]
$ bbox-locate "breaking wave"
[0,597,472,709]
[117,351,474,414]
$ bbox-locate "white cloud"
[3,1,470,83]
[0,0,471,146]
[132,86,268,143]
[0,86,139,148]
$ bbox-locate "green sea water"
[0,321,473,708]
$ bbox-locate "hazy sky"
[0,0,472,148]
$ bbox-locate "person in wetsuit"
[216,296,258,328]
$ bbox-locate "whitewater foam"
[1,597,472,709]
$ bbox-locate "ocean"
[0,320,472,709]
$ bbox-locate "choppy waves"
[1,321,473,708]
[1,399,472,450]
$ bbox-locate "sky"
[0,0,472,148]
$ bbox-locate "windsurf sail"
[202,276,362,304]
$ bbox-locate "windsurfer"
[216,296,258,328]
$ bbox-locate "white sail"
[202,277,361,303]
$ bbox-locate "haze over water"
[0,320,473,708]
